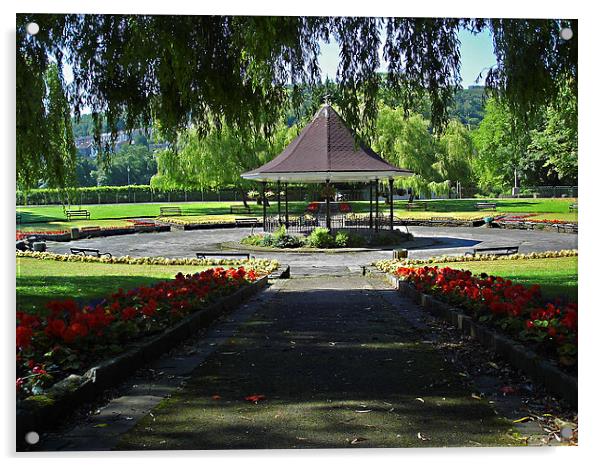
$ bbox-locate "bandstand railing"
[263,214,398,234]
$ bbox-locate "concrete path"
[46,226,577,276]
[110,275,518,450]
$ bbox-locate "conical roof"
[241,105,413,183]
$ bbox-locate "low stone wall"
[383,273,577,407]
[495,221,577,234]
[399,219,484,228]
[16,276,268,446]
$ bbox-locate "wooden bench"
[405,202,427,211]
[230,205,252,214]
[196,252,253,260]
[70,247,112,258]
[235,217,259,233]
[569,203,578,212]
[474,202,497,211]
[556,224,578,234]
[429,216,454,225]
[66,209,90,220]
[465,246,519,257]
[159,206,182,216]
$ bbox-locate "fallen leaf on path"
[355,409,372,413]
[244,394,266,403]
[500,386,517,395]
[417,432,431,441]
[348,437,368,444]
[471,393,482,400]
[415,397,425,403]
[93,423,108,428]
[211,395,221,400]
[513,416,533,423]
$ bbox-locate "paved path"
[110,275,518,449]
[47,226,577,276]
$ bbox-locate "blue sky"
[318,28,497,88]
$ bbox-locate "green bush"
[274,235,304,248]
[335,231,349,248]
[370,230,405,246]
[307,227,335,248]
[240,234,264,246]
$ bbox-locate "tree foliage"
[17,63,76,189]
[527,76,577,184]
[373,106,475,197]
[151,122,297,194]
[17,15,577,188]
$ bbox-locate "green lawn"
[429,256,578,302]
[16,198,577,230]
[16,257,219,313]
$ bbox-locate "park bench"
[235,217,259,233]
[474,202,497,211]
[159,206,182,216]
[556,223,578,234]
[70,247,112,258]
[405,202,427,211]
[196,252,253,260]
[569,203,578,212]
[429,216,454,225]
[230,205,252,214]
[465,246,519,257]
[65,209,90,220]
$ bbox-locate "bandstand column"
[325,179,331,230]
[389,177,394,231]
[277,180,282,224]
[284,182,289,227]
[369,182,373,229]
[262,181,267,232]
[375,178,379,232]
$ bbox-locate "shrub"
[274,235,304,248]
[345,232,366,247]
[307,227,335,248]
[335,231,349,247]
[370,230,405,246]
[241,234,264,246]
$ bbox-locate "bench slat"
[196,252,252,260]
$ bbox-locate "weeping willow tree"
[16,62,77,202]
[16,15,577,189]
[151,123,297,206]
[373,106,474,198]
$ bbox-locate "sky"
[318,28,497,88]
[64,25,498,115]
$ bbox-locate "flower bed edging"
[385,273,577,407]
[16,275,268,443]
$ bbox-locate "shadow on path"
[117,276,517,450]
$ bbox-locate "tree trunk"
[239,186,249,208]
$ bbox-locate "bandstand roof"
[241,104,413,183]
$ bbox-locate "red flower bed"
[16,267,259,397]
[307,202,320,213]
[16,230,68,241]
[394,266,577,367]
[339,202,352,213]
[127,219,156,226]
[499,214,575,225]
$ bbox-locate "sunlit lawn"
[16,198,577,230]
[16,257,215,313]
[429,256,578,302]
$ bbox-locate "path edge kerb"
[382,272,578,408]
[16,275,269,446]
